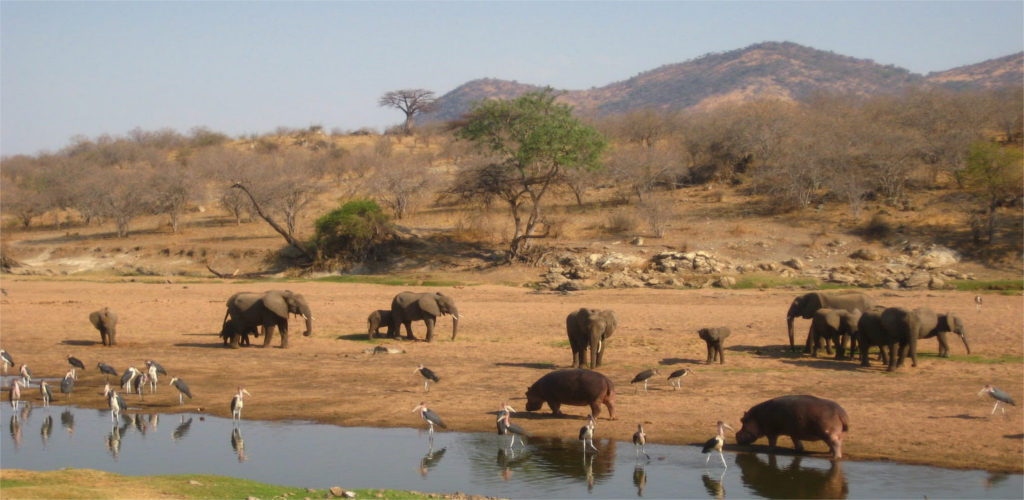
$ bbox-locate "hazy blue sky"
[2,1,1022,156]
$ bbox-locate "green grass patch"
[949,280,1024,293]
[547,340,571,348]
[731,275,857,290]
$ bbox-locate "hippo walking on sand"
[735,395,849,459]
[525,369,616,419]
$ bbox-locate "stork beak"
[506,405,516,413]
[978,387,988,396]
[242,389,251,396]
[413,404,424,413]
[723,423,735,432]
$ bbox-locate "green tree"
[452,89,606,260]
[962,141,1024,244]
[312,199,396,262]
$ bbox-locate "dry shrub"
[638,200,669,238]
[605,210,640,235]
[729,223,750,236]
[864,213,895,239]
[453,212,506,244]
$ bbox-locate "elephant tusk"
[598,340,603,353]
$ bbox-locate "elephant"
[912,307,970,357]
[787,292,877,353]
[566,308,618,369]
[698,327,731,364]
[89,307,119,346]
[855,306,891,368]
[809,308,862,360]
[223,290,313,349]
[878,307,921,370]
[220,318,259,347]
[367,309,394,339]
[389,291,459,342]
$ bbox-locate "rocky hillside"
[426,41,1023,121]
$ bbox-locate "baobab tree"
[378,89,436,135]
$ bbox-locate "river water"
[1,403,1020,499]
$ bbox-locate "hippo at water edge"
[525,369,616,419]
[735,395,849,459]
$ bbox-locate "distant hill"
[426,41,1023,122]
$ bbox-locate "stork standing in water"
[413,402,446,438]
[631,368,660,395]
[231,387,251,423]
[98,362,118,382]
[498,407,531,449]
[10,380,23,409]
[133,371,148,400]
[667,368,695,390]
[169,377,192,406]
[579,414,598,453]
[105,386,126,424]
[19,364,32,387]
[415,365,440,392]
[1,349,13,374]
[60,371,75,401]
[40,381,53,407]
[67,355,86,372]
[978,384,1016,416]
[632,423,650,460]
[701,421,734,468]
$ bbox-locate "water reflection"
[173,416,192,442]
[496,448,529,482]
[701,470,725,500]
[9,414,21,449]
[60,409,75,437]
[231,428,246,463]
[105,424,122,459]
[40,415,52,447]
[419,447,446,478]
[736,453,848,499]
[632,464,646,497]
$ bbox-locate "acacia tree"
[452,89,606,260]
[378,89,436,135]
[962,141,1024,244]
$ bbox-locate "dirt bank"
[0,279,1020,473]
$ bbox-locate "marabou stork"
[579,414,598,453]
[120,366,139,393]
[1,349,12,374]
[499,410,531,449]
[231,387,251,422]
[415,365,440,392]
[132,372,147,400]
[667,368,695,390]
[19,364,32,386]
[633,423,650,460]
[169,377,192,405]
[6,380,18,409]
[97,362,118,382]
[631,368,660,395]
[413,402,446,437]
[145,360,167,376]
[975,295,983,312]
[146,363,160,393]
[701,421,734,468]
[40,381,53,407]
[67,355,86,372]
[106,388,126,424]
[979,384,1016,416]
[60,370,75,401]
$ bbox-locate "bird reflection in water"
[40,415,53,447]
[701,470,726,500]
[147,413,159,433]
[419,446,446,478]
[496,447,528,482]
[582,453,596,491]
[173,416,193,442]
[60,409,75,437]
[231,427,247,463]
[105,424,122,459]
[9,414,22,450]
[19,402,31,422]
[632,464,647,497]
[986,471,1010,490]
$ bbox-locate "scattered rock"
[849,248,881,261]
[329,487,345,497]
[782,258,805,270]
[630,237,644,246]
[189,480,202,486]
[916,246,961,269]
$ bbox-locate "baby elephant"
[367,309,393,339]
[89,307,119,346]
[221,318,259,347]
[698,327,731,364]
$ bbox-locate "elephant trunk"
[960,333,971,355]
[786,315,796,351]
[450,305,460,340]
[300,303,313,337]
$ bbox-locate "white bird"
[147,363,160,393]
[975,295,983,312]
[702,421,734,468]
[579,414,598,453]
[231,387,251,423]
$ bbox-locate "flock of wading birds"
[0,290,1017,468]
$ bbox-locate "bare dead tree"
[231,181,312,260]
[368,154,431,219]
[378,89,437,135]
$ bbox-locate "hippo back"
[526,369,614,409]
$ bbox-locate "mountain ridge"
[426,41,1023,122]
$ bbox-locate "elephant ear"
[943,312,957,332]
[805,293,825,316]
[262,291,290,319]
[89,312,101,328]
[418,295,442,317]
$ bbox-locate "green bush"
[312,199,396,264]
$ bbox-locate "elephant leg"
[896,342,908,368]
[424,317,436,343]
[824,336,833,356]
[835,335,847,360]
[859,342,871,367]
[705,343,714,364]
[109,329,117,346]
[716,344,725,364]
[403,322,416,341]
[885,344,898,372]
[279,320,289,348]
[937,334,950,358]
[569,338,582,368]
[261,323,276,348]
[767,435,778,450]
[229,330,241,349]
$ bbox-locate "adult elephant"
[89,307,119,346]
[912,307,970,357]
[567,308,618,369]
[223,290,313,349]
[855,306,891,368]
[878,307,921,370]
[786,292,877,353]
[389,291,459,342]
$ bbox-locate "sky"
[2,1,1022,157]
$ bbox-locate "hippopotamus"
[525,369,616,419]
[735,395,849,459]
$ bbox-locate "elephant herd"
[787,292,970,372]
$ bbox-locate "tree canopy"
[378,89,436,135]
